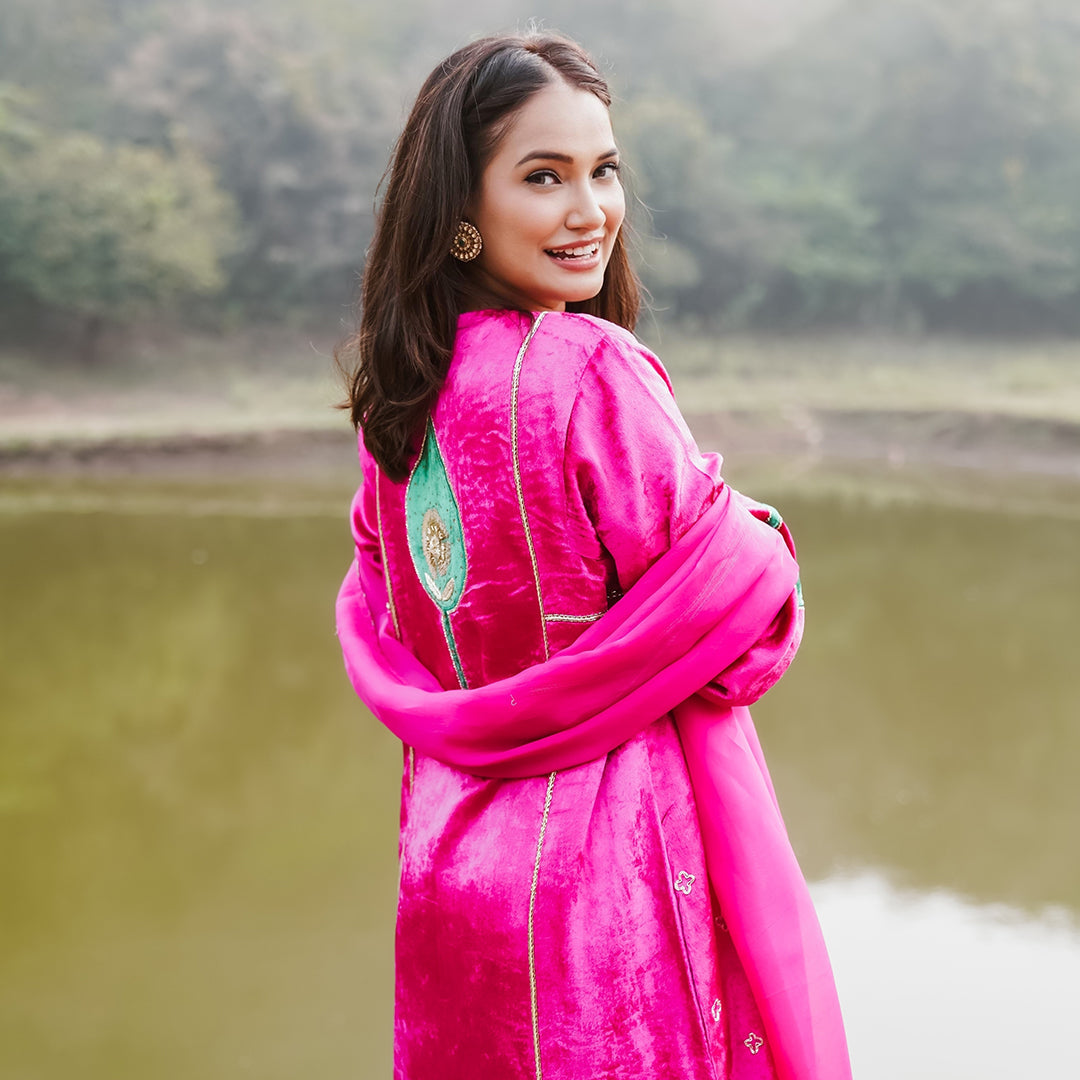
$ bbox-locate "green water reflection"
[1,495,400,1078]
[1,474,1078,1077]
[756,491,1080,915]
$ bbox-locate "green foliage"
[0,98,237,328]
[709,0,1080,327]
[3,0,1080,332]
[108,6,399,314]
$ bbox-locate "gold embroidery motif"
[421,507,452,576]
[674,870,696,895]
[744,1032,764,1055]
[423,571,456,604]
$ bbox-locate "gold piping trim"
[376,463,411,791]
[374,469,401,641]
[511,312,550,660]
[544,611,605,624]
[528,771,557,1080]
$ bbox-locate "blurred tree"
[0,0,160,130]
[0,90,238,362]
[109,6,399,317]
[723,0,1080,329]
[4,0,1080,335]
[619,93,884,326]
[618,95,743,320]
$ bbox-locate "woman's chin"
[552,279,605,308]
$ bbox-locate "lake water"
[1,467,1078,1079]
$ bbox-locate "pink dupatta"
[336,483,851,1080]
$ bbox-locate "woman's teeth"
[547,243,599,259]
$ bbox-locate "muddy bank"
[0,427,357,480]
[2,408,1079,482]
[686,408,1080,479]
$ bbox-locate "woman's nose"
[566,182,606,230]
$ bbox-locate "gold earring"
[451,220,482,262]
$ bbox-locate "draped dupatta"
[336,482,851,1080]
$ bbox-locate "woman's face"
[467,78,625,312]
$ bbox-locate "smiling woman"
[336,33,639,485]
[466,79,625,312]
[334,30,848,1080]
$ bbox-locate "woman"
[336,31,849,1080]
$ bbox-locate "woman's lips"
[545,241,602,269]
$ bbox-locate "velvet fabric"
[338,483,799,773]
[337,310,849,1079]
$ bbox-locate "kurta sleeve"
[564,329,803,705]
[349,444,383,578]
[564,332,726,591]
[345,442,401,653]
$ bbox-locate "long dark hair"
[336,31,641,481]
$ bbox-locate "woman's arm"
[564,330,802,703]
[563,331,726,591]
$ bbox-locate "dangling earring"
[451,220,483,262]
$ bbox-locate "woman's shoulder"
[546,312,675,401]
[452,309,674,412]
[538,311,655,362]
[457,308,655,364]
[528,310,674,395]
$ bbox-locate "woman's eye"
[525,163,620,185]
[525,170,560,186]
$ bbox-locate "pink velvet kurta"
[353,310,781,1079]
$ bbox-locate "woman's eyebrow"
[515,147,619,167]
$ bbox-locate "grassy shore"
[648,327,1080,422]
[0,327,345,448]
[1,327,1079,485]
